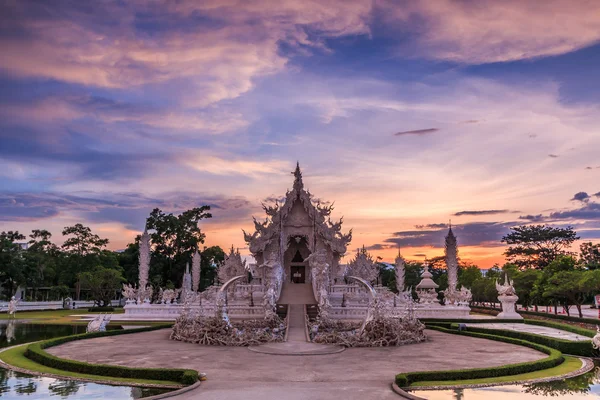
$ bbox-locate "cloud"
[394,128,439,136]
[571,192,590,202]
[365,243,395,251]
[384,222,513,248]
[184,156,290,177]
[518,214,547,223]
[0,1,372,106]
[594,192,600,198]
[460,120,479,124]
[0,191,255,230]
[415,223,448,229]
[548,154,559,158]
[549,202,600,221]
[453,210,510,216]
[413,253,427,257]
[379,0,600,63]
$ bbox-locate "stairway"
[286,304,307,342]
[277,283,317,305]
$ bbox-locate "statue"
[592,326,600,350]
[345,246,379,283]
[495,272,522,320]
[496,273,517,296]
[122,283,137,304]
[192,250,201,292]
[7,296,19,318]
[86,313,112,333]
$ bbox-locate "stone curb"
[247,344,345,356]
[0,343,184,390]
[398,356,595,392]
[143,381,202,399]
[391,382,427,399]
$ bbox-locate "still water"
[0,321,171,399]
[411,365,600,399]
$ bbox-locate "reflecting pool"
[411,365,600,399]
[0,321,170,399]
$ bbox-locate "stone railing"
[0,300,121,312]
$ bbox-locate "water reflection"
[0,322,169,399]
[0,369,168,399]
[411,365,600,399]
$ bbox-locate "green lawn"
[0,344,182,387]
[410,356,583,387]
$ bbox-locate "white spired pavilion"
[123,163,473,321]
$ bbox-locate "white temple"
[123,163,473,321]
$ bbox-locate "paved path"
[48,329,547,400]
[287,304,307,342]
[466,323,591,341]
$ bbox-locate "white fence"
[0,300,121,312]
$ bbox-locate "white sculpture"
[122,283,137,304]
[7,296,19,318]
[445,225,458,293]
[592,326,600,350]
[86,313,112,333]
[496,273,523,320]
[345,246,379,284]
[192,250,201,292]
[218,246,247,285]
[416,264,439,305]
[138,228,151,290]
[395,249,406,293]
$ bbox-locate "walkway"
[466,323,591,341]
[48,329,548,400]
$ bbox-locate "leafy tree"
[458,265,482,288]
[199,245,225,290]
[23,230,59,298]
[543,270,600,318]
[79,266,125,307]
[580,242,600,270]
[0,231,26,297]
[146,206,212,286]
[117,239,140,285]
[512,268,542,310]
[501,225,579,269]
[61,224,110,299]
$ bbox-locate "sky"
[1,0,600,268]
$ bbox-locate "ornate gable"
[243,163,352,257]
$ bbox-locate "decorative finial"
[292,162,303,191]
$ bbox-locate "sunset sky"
[1,0,600,268]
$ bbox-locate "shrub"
[447,324,592,356]
[395,326,564,387]
[24,324,198,385]
[87,307,115,312]
[471,306,600,325]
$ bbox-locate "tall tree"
[79,266,125,307]
[501,225,579,269]
[61,224,110,299]
[580,242,600,270]
[0,231,26,297]
[24,229,59,298]
[146,206,212,286]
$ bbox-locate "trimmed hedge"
[87,307,115,312]
[395,326,564,387]
[524,319,595,338]
[471,306,600,325]
[25,324,199,385]
[449,324,592,357]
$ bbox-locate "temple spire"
[292,161,304,191]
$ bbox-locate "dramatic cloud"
[594,192,600,198]
[571,192,591,202]
[394,128,439,136]
[0,192,254,230]
[453,210,509,216]
[365,243,395,251]
[549,202,600,221]
[519,214,547,222]
[384,222,512,248]
[380,0,600,63]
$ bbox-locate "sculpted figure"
[593,326,600,350]
[7,296,19,318]
[496,273,517,297]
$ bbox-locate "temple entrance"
[291,265,305,283]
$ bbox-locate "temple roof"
[243,163,352,256]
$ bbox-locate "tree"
[580,242,600,270]
[458,265,482,288]
[543,270,600,318]
[0,231,26,297]
[61,224,110,299]
[79,267,125,307]
[501,225,579,269]
[512,269,542,310]
[146,206,212,286]
[24,230,59,298]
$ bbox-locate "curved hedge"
[471,306,600,325]
[395,326,564,387]
[24,324,198,385]
[449,324,593,357]
[524,319,596,338]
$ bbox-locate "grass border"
[395,326,564,387]
[24,325,199,385]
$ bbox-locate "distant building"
[16,242,29,250]
[480,269,489,277]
